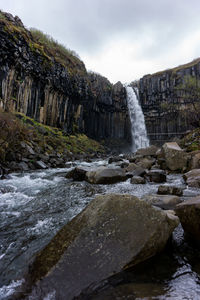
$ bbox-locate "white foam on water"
[43,290,56,300]
[0,279,24,299]
[27,218,53,236]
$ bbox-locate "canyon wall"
[139,60,200,144]
[0,12,130,145]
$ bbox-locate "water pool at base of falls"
[1,160,200,300]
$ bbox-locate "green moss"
[14,113,105,155]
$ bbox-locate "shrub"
[0,112,32,161]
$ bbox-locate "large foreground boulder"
[183,169,200,187]
[18,194,179,300]
[162,142,188,171]
[86,167,127,184]
[175,196,200,246]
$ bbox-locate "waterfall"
[125,86,149,152]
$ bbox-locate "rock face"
[162,142,188,171]
[0,12,130,144]
[175,196,200,246]
[20,194,179,299]
[139,59,200,144]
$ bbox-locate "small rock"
[18,162,29,171]
[146,170,166,183]
[66,167,90,181]
[35,161,47,169]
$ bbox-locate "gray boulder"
[175,196,200,246]
[162,142,188,171]
[86,167,127,184]
[20,194,179,299]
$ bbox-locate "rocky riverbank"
[8,140,200,299]
[0,111,106,177]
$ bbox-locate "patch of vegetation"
[0,111,34,162]
[0,11,6,21]
[180,128,200,152]
[15,112,105,155]
[30,28,85,74]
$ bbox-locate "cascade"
[125,86,149,152]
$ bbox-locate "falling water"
[126,86,149,152]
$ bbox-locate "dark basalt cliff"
[139,59,200,143]
[0,12,130,145]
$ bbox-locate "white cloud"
[1,0,200,83]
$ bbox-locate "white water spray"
[125,86,149,152]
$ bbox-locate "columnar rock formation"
[0,12,130,144]
[139,59,200,143]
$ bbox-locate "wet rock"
[0,168,11,180]
[130,176,146,184]
[18,162,29,171]
[108,156,123,164]
[162,142,188,171]
[146,170,166,183]
[86,167,127,184]
[183,169,200,188]
[175,196,200,246]
[21,194,179,299]
[157,185,184,196]
[136,145,159,157]
[34,161,47,169]
[66,166,91,181]
[142,194,182,210]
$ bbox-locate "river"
[0,159,200,299]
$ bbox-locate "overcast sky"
[1,0,200,83]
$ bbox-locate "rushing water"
[1,161,200,299]
[126,86,149,152]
